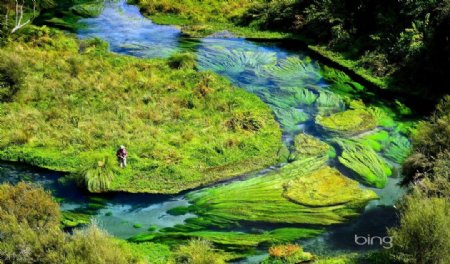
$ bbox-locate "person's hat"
[120,145,125,149]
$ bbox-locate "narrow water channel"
[0,0,408,262]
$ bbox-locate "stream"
[0,1,408,262]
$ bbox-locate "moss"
[290,133,335,161]
[133,224,143,229]
[316,108,377,136]
[337,140,392,188]
[283,166,378,206]
[0,31,282,194]
[148,225,158,232]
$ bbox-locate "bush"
[388,194,450,264]
[173,239,226,264]
[0,50,24,101]
[262,244,313,264]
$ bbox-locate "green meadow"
[0,27,282,193]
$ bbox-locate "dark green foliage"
[0,50,23,101]
[402,96,450,194]
[167,206,192,216]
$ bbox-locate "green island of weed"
[283,166,378,207]
[0,27,282,194]
[316,108,377,136]
[289,133,335,161]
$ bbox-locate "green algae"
[315,91,345,114]
[316,108,377,136]
[273,107,309,131]
[337,140,392,188]
[283,166,378,207]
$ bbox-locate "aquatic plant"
[61,211,92,228]
[261,56,322,87]
[283,166,378,206]
[186,156,373,225]
[198,46,277,74]
[337,140,392,188]
[316,108,377,135]
[290,133,335,161]
[357,130,390,152]
[320,66,365,96]
[384,134,412,163]
[272,107,309,131]
[315,91,345,113]
[279,86,318,106]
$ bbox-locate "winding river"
[0,1,408,262]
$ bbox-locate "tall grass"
[0,28,282,194]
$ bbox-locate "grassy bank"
[0,26,282,194]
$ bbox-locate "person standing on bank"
[116,145,128,168]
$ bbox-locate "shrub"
[262,244,313,264]
[0,50,24,102]
[173,239,226,264]
[388,194,450,264]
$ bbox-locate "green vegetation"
[283,166,377,207]
[0,182,166,263]
[388,194,449,264]
[0,27,282,194]
[262,244,314,264]
[316,108,377,136]
[289,133,335,161]
[337,140,392,188]
[239,0,450,99]
[173,239,226,264]
[131,0,287,38]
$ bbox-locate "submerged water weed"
[283,166,378,206]
[272,107,309,132]
[187,156,373,225]
[261,56,322,87]
[337,140,392,188]
[198,46,277,74]
[315,91,345,114]
[384,134,412,164]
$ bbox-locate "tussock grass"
[0,28,282,193]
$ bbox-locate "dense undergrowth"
[0,26,282,193]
